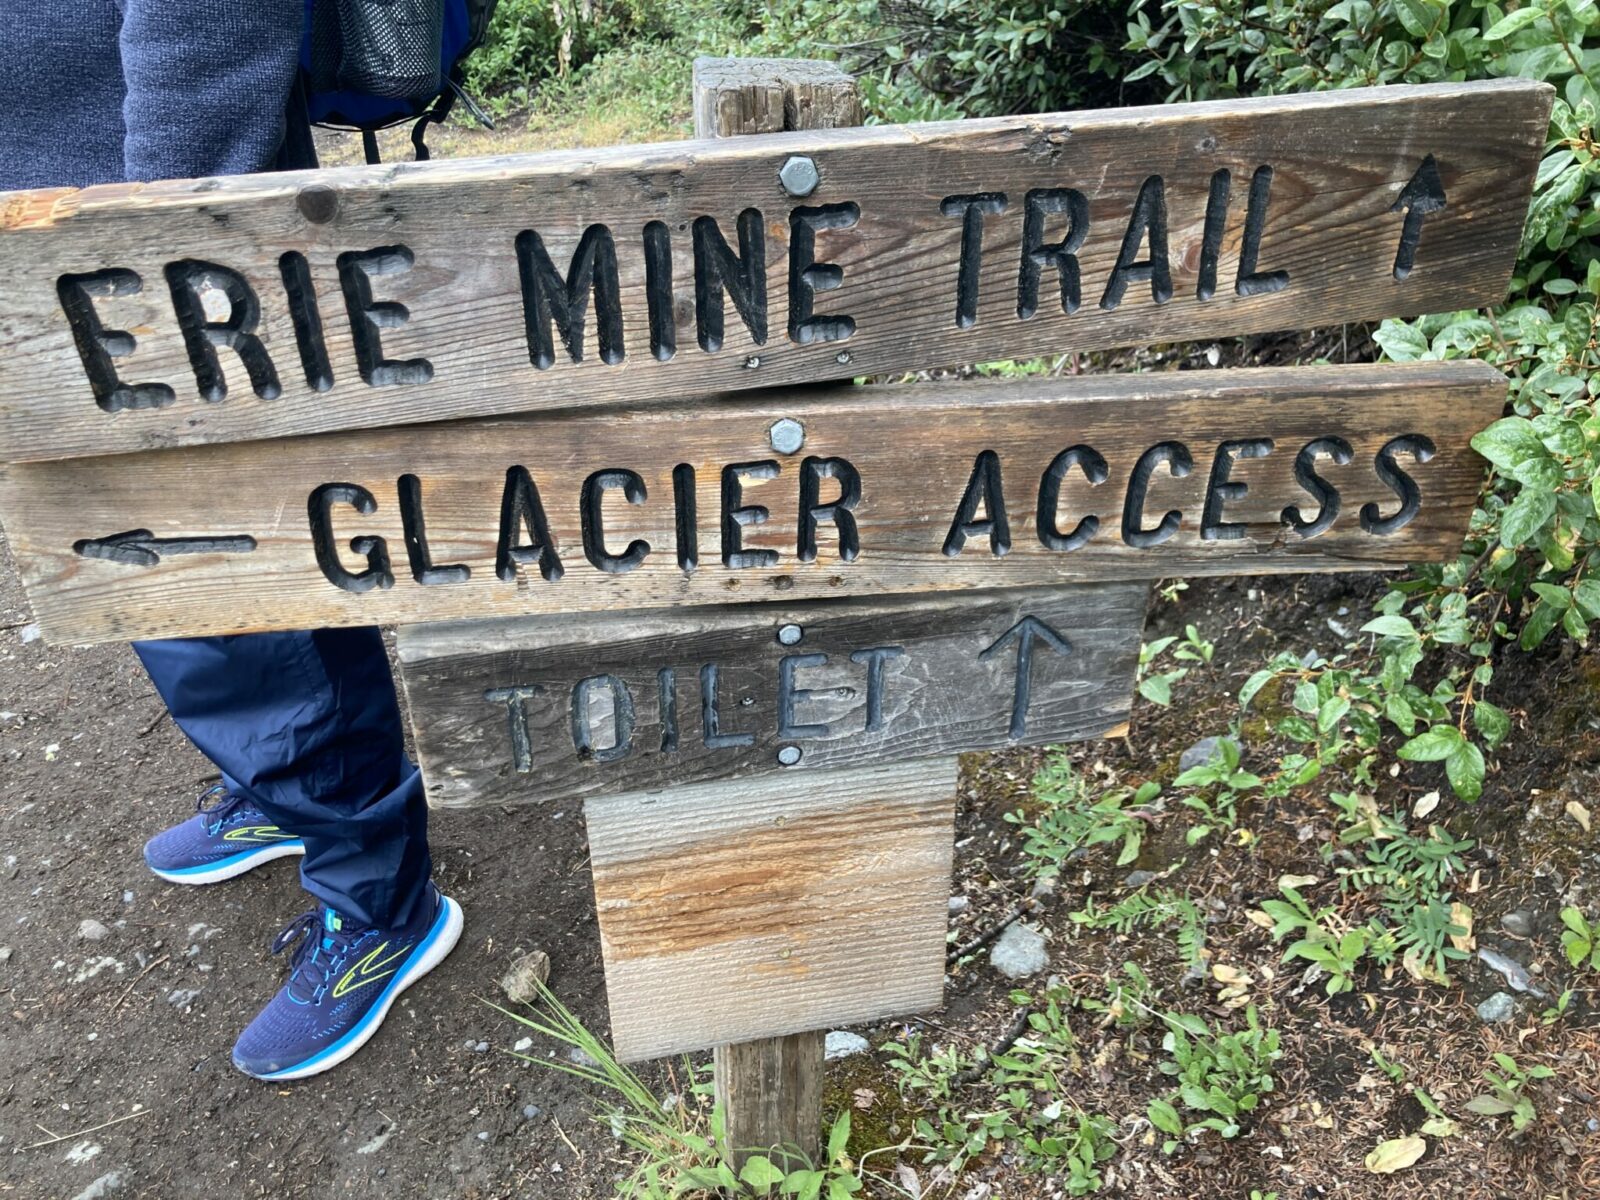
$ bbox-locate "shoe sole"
[243,895,464,1082]
[148,840,306,885]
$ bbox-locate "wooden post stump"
[693,53,864,1170]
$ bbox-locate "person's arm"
[118,0,305,182]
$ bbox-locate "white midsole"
[254,895,465,1082]
[149,841,305,885]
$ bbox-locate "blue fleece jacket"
[0,0,304,191]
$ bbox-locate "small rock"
[476,1131,490,1142]
[1476,992,1516,1023]
[1587,1117,1599,1134]
[121,891,133,904]
[1178,737,1224,773]
[18,623,40,644]
[499,949,552,1005]
[824,1031,871,1061]
[1478,947,1545,996]
[567,1047,599,1068]
[0,946,12,964]
[947,896,970,915]
[989,923,1048,979]
[1029,876,1056,901]
[77,919,110,942]
[166,987,203,1008]
[1299,648,1323,668]
[473,1041,489,1053]
[1124,870,1159,889]
[1500,910,1535,938]
[522,1105,542,1120]
[513,1036,534,1052]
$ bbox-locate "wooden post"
[694,55,864,1169]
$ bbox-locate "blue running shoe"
[144,785,305,885]
[232,885,464,1080]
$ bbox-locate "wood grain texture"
[397,583,1144,808]
[587,756,956,1063]
[0,362,1504,645]
[0,81,1548,462]
[692,56,862,138]
[714,1032,826,1165]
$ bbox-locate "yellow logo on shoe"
[221,825,296,843]
[331,943,410,999]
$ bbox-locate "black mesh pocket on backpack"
[332,0,444,100]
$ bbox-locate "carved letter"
[1037,444,1108,552]
[571,675,635,763]
[721,460,780,569]
[308,482,393,593]
[517,224,625,369]
[1282,436,1353,539]
[164,259,281,403]
[940,193,1007,328]
[398,473,470,584]
[1122,442,1193,548]
[1201,437,1275,542]
[693,210,767,353]
[496,465,564,582]
[1362,434,1436,535]
[337,246,434,387]
[944,450,1010,557]
[1017,188,1089,319]
[1100,176,1172,310]
[581,468,651,574]
[788,202,859,345]
[55,269,175,412]
[797,456,861,563]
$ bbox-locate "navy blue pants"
[134,628,432,931]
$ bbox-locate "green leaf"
[1575,581,1600,621]
[1362,614,1419,639]
[1472,417,1561,488]
[1465,1094,1515,1116]
[1139,675,1173,706]
[1398,725,1466,762]
[1148,1098,1184,1136]
[1446,741,1486,802]
[740,1156,786,1192]
[1374,319,1430,361]
[1474,701,1511,748]
[1239,669,1276,710]
[1484,6,1547,38]
[826,1111,851,1164]
[1500,486,1557,548]
[1386,693,1418,735]
[1319,695,1351,733]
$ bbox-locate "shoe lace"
[270,909,360,1003]
[195,785,247,835]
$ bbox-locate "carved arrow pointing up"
[978,614,1074,740]
[1390,155,1447,281]
[73,529,259,567]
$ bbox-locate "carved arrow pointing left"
[73,529,259,567]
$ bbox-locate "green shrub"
[1132,2,1600,802]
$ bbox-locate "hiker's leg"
[133,628,432,929]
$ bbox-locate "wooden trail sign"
[397,583,1145,808]
[586,755,957,1063]
[0,80,1548,462]
[0,361,1504,645]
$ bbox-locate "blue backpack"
[297,0,499,162]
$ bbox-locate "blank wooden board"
[0,80,1548,462]
[0,362,1503,645]
[586,756,956,1062]
[397,583,1144,808]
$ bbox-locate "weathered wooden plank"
[714,1032,826,1165]
[692,56,862,139]
[397,583,1144,808]
[0,81,1548,462]
[0,362,1505,645]
[586,756,956,1063]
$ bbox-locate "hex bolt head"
[777,623,804,646]
[779,155,820,198]
[777,745,803,766]
[768,418,805,455]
